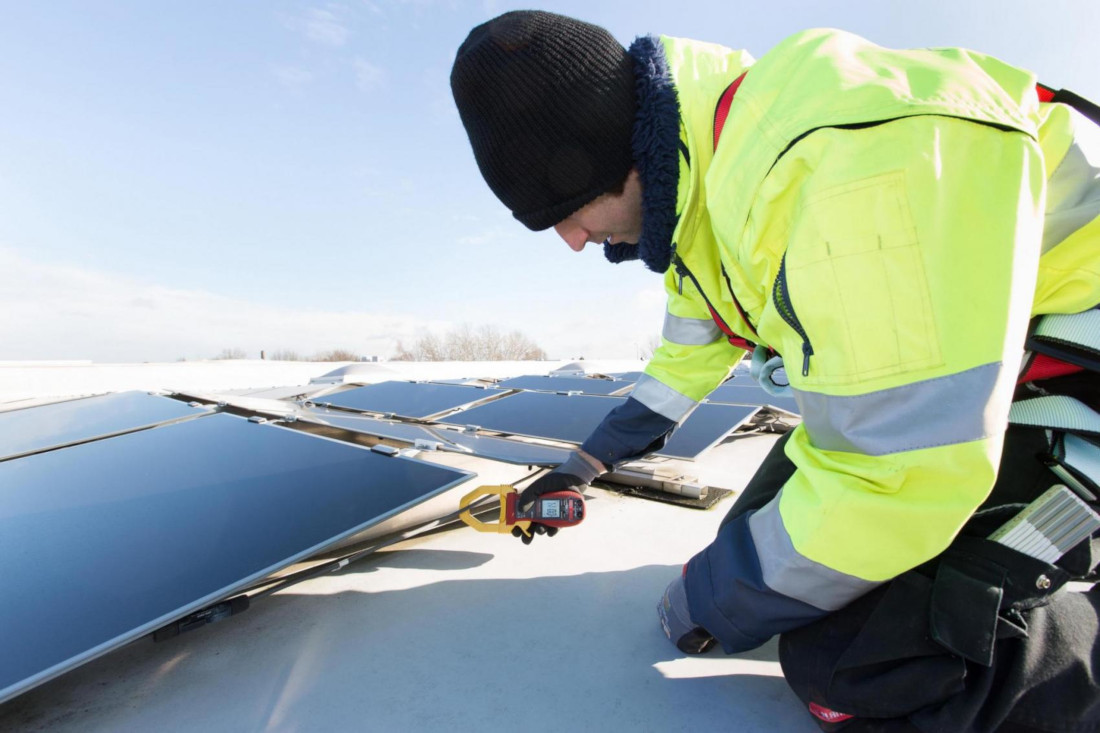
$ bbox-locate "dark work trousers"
[720,426,1100,732]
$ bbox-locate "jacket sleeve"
[582,263,746,468]
[685,114,1046,652]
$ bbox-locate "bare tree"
[391,325,546,361]
[268,349,302,361]
[215,348,248,360]
[314,348,360,362]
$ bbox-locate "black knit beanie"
[450,10,637,231]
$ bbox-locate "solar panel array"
[298,374,798,461]
[0,367,798,702]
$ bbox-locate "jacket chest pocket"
[770,171,943,386]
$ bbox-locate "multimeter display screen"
[540,500,561,519]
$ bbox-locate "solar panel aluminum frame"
[0,413,475,704]
[291,411,572,467]
[494,375,634,396]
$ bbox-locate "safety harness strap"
[708,72,765,353]
[1010,395,1100,502]
[1010,395,1100,435]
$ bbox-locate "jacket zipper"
[672,252,758,351]
[773,253,814,376]
[673,254,734,333]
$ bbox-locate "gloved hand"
[513,451,603,545]
[657,570,716,654]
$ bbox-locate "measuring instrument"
[459,484,585,538]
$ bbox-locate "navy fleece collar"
[603,34,681,274]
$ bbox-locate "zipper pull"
[673,254,686,295]
[801,341,814,377]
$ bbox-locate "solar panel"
[298,412,571,467]
[437,390,626,444]
[659,403,760,459]
[0,391,212,461]
[495,375,631,395]
[437,391,755,460]
[0,412,473,704]
[313,380,506,418]
[706,384,800,414]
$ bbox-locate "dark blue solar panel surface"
[438,391,757,459]
[302,412,570,467]
[438,391,625,444]
[314,380,504,418]
[496,375,631,396]
[0,412,472,703]
[0,391,211,461]
[706,384,800,414]
[660,403,759,459]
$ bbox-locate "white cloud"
[281,7,350,47]
[353,57,386,91]
[273,65,315,88]
[0,249,449,363]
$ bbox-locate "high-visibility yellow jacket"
[582,30,1100,651]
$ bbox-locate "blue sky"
[2,0,1098,362]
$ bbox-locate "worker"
[450,10,1100,731]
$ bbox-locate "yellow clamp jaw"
[459,485,532,538]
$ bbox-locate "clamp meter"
[459,485,585,537]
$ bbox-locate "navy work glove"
[658,570,716,654]
[512,451,603,545]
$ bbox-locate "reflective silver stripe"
[795,362,1007,455]
[1033,309,1100,353]
[631,374,698,422]
[662,311,722,346]
[1009,395,1100,434]
[748,492,881,611]
[1043,108,1100,253]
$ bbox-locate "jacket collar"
[603,34,681,274]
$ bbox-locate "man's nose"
[553,221,589,252]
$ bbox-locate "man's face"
[552,168,643,252]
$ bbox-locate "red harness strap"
[707,71,762,353]
[705,302,757,352]
[713,72,747,151]
[1019,353,1085,384]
